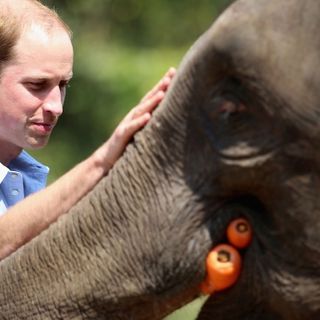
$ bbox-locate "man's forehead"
[4,24,73,78]
[14,23,73,57]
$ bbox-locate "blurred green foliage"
[32,1,234,319]
[31,0,233,182]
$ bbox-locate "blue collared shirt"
[0,151,49,216]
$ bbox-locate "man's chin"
[25,138,50,150]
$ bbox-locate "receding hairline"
[1,0,72,38]
[0,0,72,74]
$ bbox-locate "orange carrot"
[200,244,241,295]
[226,218,252,249]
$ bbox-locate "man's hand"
[95,67,176,174]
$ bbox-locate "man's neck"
[0,140,22,166]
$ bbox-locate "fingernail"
[169,67,176,75]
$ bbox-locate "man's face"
[0,23,73,160]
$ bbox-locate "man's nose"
[42,86,63,116]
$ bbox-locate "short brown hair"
[0,0,72,71]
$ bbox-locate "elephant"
[1,0,320,319]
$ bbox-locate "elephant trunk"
[0,47,213,318]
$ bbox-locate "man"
[0,0,175,260]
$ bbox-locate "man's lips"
[30,121,56,134]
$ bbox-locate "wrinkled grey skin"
[1,0,320,319]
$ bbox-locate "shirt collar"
[8,150,49,174]
[0,162,9,184]
[8,150,49,196]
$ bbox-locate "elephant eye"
[206,96,248,122]
[200,94,254,149]
[217,99,247,120]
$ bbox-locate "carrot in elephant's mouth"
[200,218,253,295]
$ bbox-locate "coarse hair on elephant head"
[2,0,320,319]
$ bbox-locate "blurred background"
[36,1,233,319]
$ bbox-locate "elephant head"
[1,0,320,319]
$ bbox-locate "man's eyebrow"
[22,74,73,81]
[21,77,48,82]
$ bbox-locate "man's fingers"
[133,90,165,118]
[141,67,176,103]
[116,113,151,144]
[103,68,175,168]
